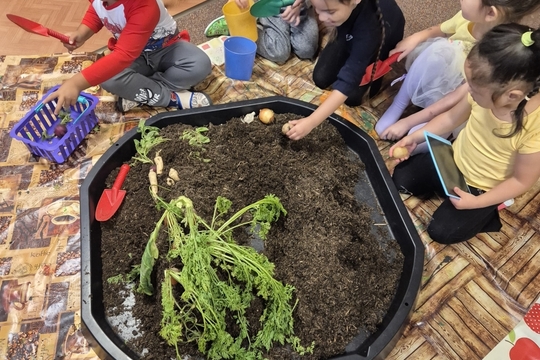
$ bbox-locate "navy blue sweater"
[332,0,405,97]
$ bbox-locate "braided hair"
[467,23,540,137]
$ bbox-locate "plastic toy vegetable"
[259,108,275,124]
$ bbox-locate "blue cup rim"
[224,36,257,55]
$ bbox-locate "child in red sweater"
[44,0,212,113]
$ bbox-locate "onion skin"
[259,109,275,124]
[54,124,68,138]
[282,123,292,135]
[392,146,409,158]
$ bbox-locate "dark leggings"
[312,36,382,106]
[392,153,502,244]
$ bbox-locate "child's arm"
[64,24,96,53]
[452,151,540,209]
[281,0,304,26]
[285,90,347,140]
[232,0,249,10]
[390,93,471,157]
[391,25,446,61]
[379,83,468,140]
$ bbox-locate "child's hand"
[234,0,249,10]
[379,121,410,141]
[450,188,478,209]
[64,32,87,53]
[389,137,416,161]
[390,33,423,61]
[281,0,303,26]
[283,118,315,140]
[42,74,90,115]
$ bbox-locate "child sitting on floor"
[44,0,213,114]
[375,0,540,150]
[205,0,319,65]
[389,23,540,244]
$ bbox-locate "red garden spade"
[6,14,70,43]
[360,52,402,86]
[95,164,130,222]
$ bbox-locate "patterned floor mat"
[0,33,539,360]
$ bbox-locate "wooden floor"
[0,0,205,56]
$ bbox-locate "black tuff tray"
[80,97,424,360]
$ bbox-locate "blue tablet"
[424,131,470,199]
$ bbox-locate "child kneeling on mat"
[205,0,319,65]
[389,24,540,244]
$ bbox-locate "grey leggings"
[101,41,212,107]
[256,6,319,65]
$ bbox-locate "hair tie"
[525,95,531,101]
[522,31,535,47]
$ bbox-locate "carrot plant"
[180,127,210,162]
[138,194,314,359]
[132,119,168,164]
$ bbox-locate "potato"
[259,108,275,124]
[392,146,409,158]
[282,122,292,134]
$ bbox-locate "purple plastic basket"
[9,85,99,163]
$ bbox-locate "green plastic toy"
[250,0,296,17]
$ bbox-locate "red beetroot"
[54,124,68,138]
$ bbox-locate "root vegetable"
[392,146,409,158]
[54,124,68,138]
[166,177,175,186]
[168,168,180,181]
[149,168,158,195]
[282,123,292,135]
[154,150,163,175]
[259,108,274,124]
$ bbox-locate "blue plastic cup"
[224,36,257,81]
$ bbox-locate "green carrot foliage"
[180,127,211,162]
[139,194,313,359]
[132,119,168,165]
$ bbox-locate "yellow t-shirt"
[453,94,540,190]
[440,11,476,54]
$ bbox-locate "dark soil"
[100,113,404,360]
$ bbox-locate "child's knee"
[427,222,460,244]
[312,71,332,89]
[260,50,290,65]
[294,46,317,61]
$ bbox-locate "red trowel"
[360,52,402,86]
[7,14,70,43]
[95,164,130,222]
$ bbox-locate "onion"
[282,123,292,135]
[259,108,274,124]
[392,146,409,158]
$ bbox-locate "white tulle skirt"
[404,37,466,109]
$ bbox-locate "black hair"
[366,0,385,87]
[482,0,540,23]
[467,23,540,137]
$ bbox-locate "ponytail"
[467,24,540,137]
